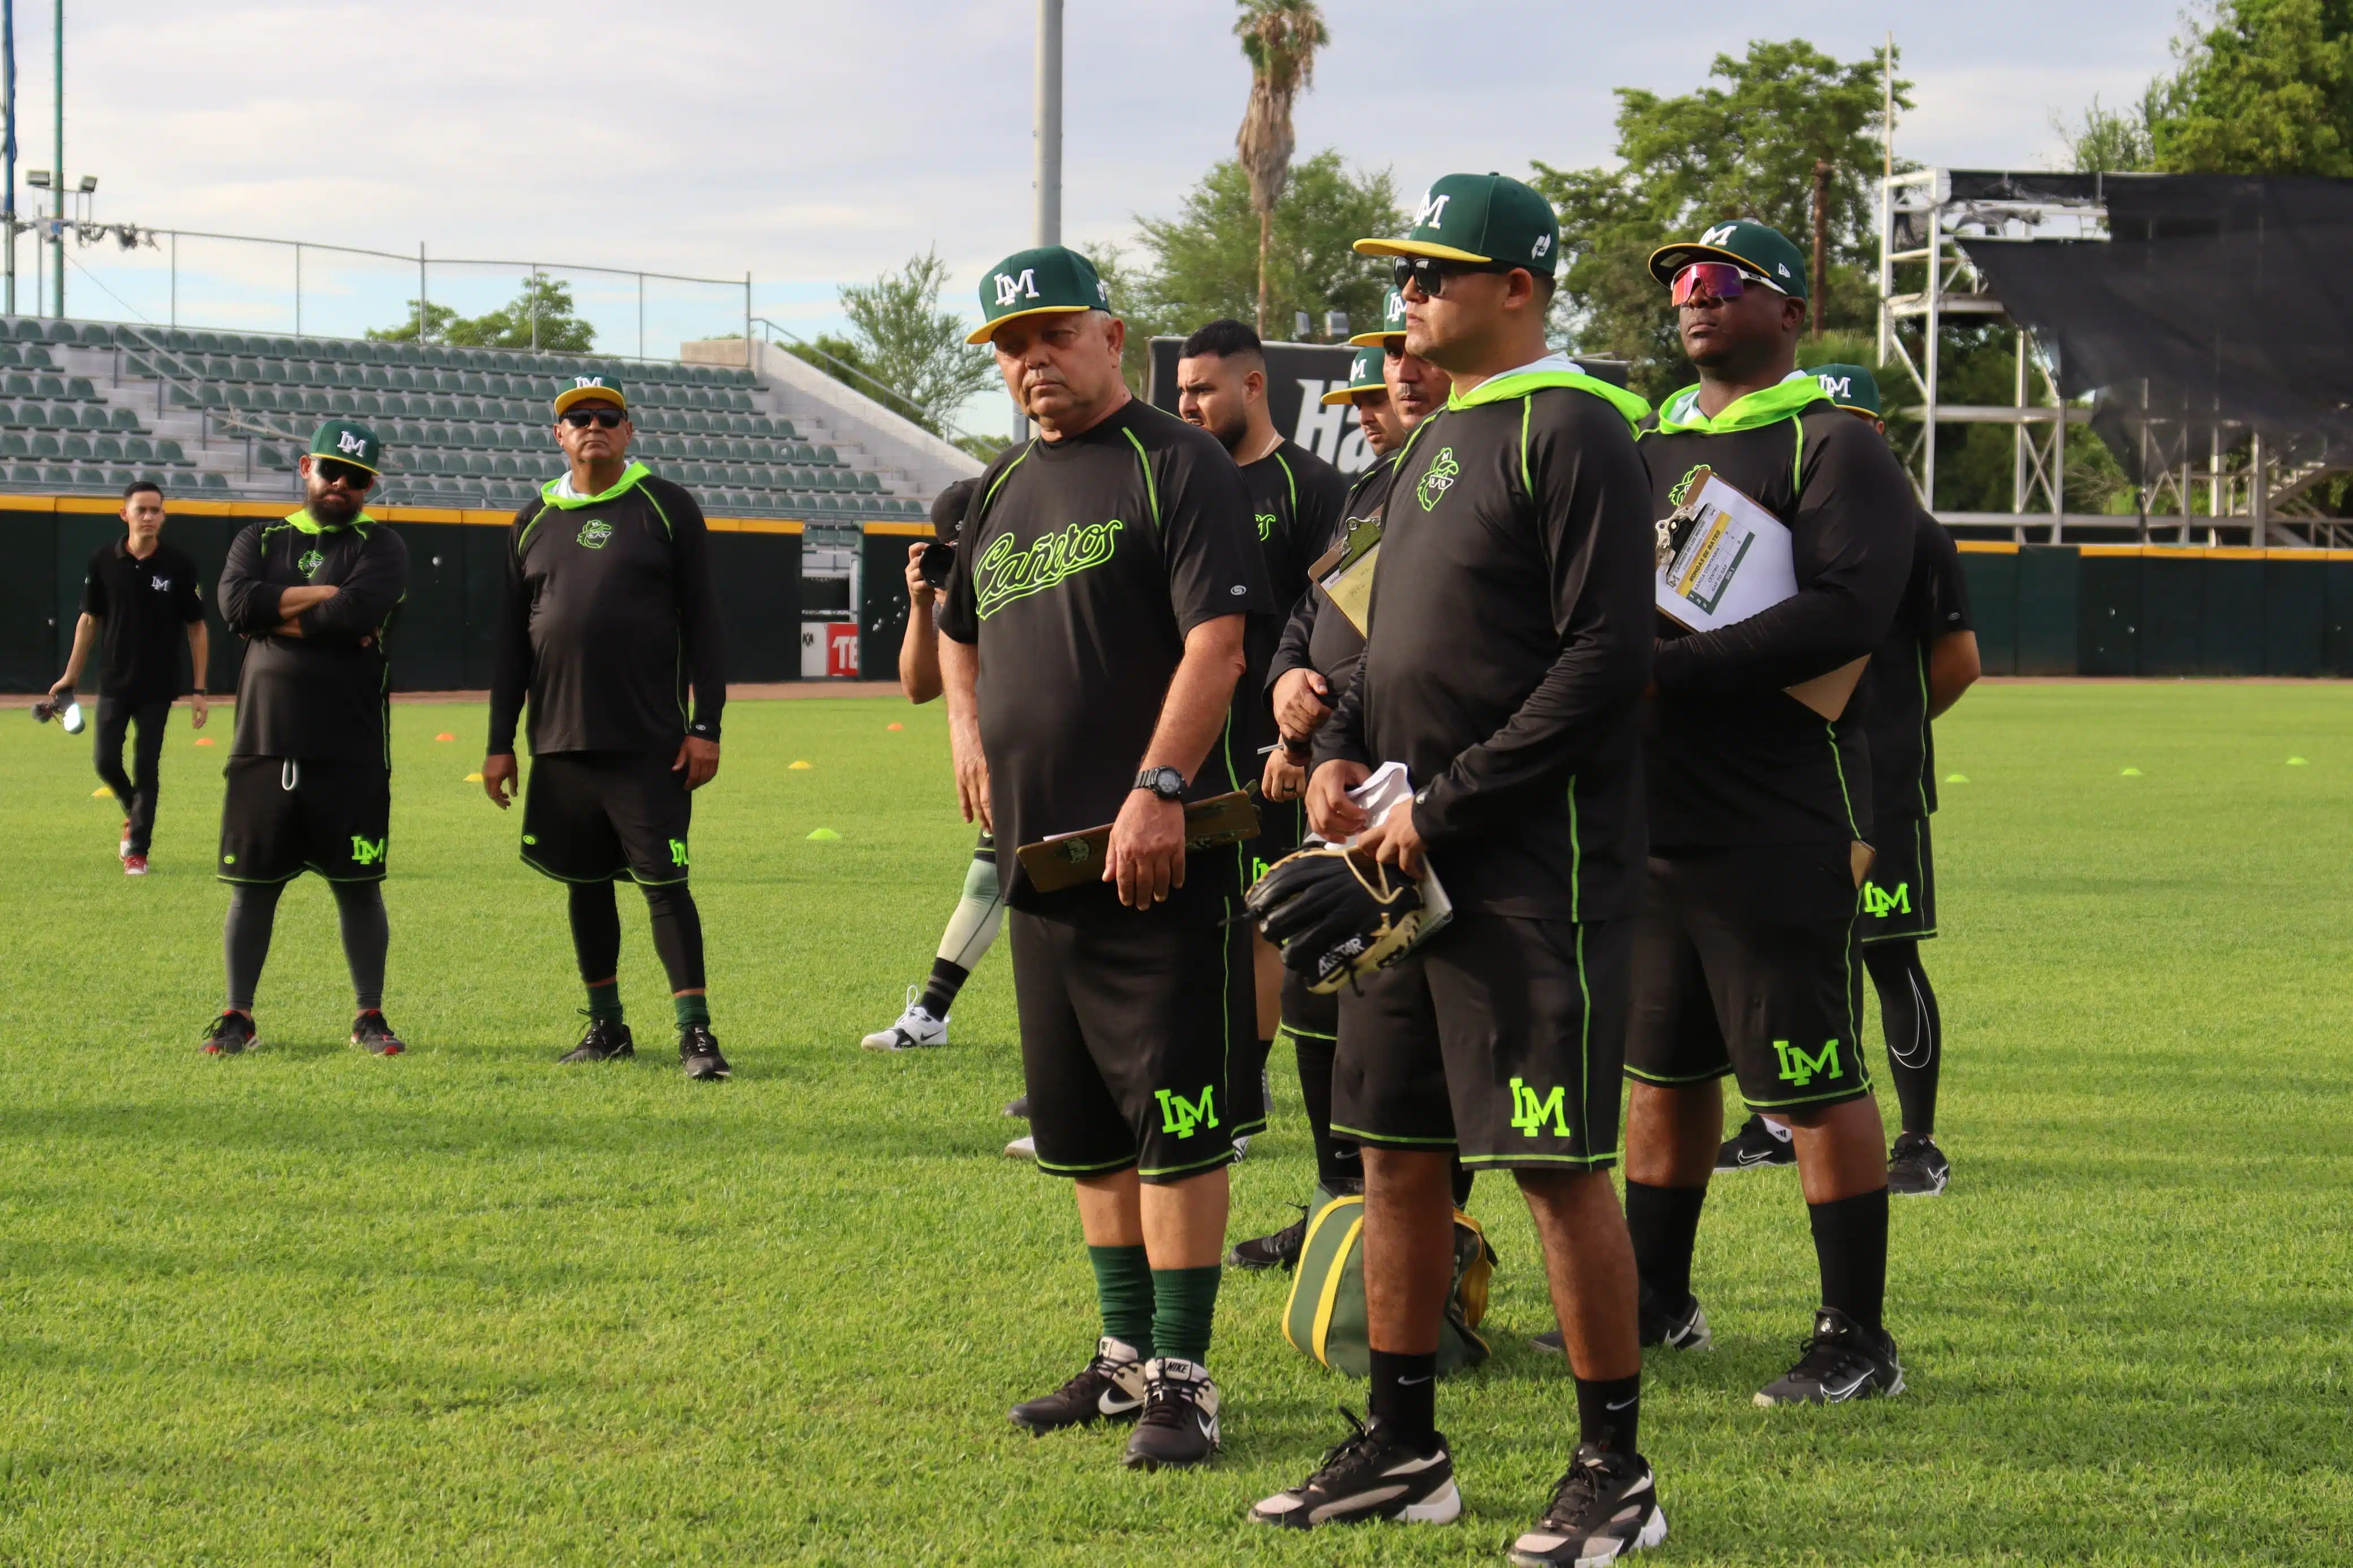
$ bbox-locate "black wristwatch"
[1134,766,1187,802]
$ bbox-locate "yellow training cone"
[1945,774,1968,784]
[92,785,114,798]
[464,773,484,783]
[2120,767,2143,777]
[2287,757,2309,766]
[807,827,841,841]
[789,760,813,770]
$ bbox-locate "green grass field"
[2,683,2348,1566]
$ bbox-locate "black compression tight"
[567,878,705,994]
[1864,939,1942,1137]
[224,879,387,1013]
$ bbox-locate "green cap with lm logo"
[1320,346,1389,406]
[967,245,1111,344]
[1648,219,1808,299]
[1807,362,1881,417]
[308,419,382,474]
[1347,286,1408,347]
[1355,172,1560,274]
[554,374,627,417]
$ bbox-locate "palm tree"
[1233,0,1329,338]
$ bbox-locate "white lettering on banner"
[1294,379,1348,463]
[1334,427,1373,473]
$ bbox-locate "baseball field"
[1,681,2345,1565]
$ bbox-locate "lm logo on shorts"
[972,519,1123,619]
[667,838,689,867]
[577,519,613,549]
[1510,1077,1570,1138]
[1773,1039,1844,1088]
[350,835,386,866]
[1862,879,1910,918]
[1416,447,1460,511]
[1156,1085,1218,1139]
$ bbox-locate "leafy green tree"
[788,249,997,440]
[1232,0,1330,335]
[2152,0,2353,174]
[1531,38,1908,399]
[369,275,595,352]
[2053,92,2164,172]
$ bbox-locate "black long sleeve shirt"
[1865,509,1973,826]
[217,509,407,767]
[1636,380,1917,848]
[488,464,726,757]
[1318,366,1657,922]
[1268,453,1393,707]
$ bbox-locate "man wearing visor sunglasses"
[206,420,410,1059]
[1621,219,1919,1410]
[483,375,732,1083]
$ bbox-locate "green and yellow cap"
[1807,363,1881,416]
[554,374,627,417]
[1355,172,1559,274]
[967,245,1111,344]
[1648,219,1808,299]
[307,418,383,474]
[1347,287,1408,347]
[1320,346,1389,407]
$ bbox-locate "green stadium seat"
[64,376,95,401]
[255,443,283,468]
[9,318,40,342]
[816,445,839,465]
[77,405,110,431]
[20,344,50,369]
[71,465,104,487]
[0,431,23,458]
[492,454,522,477]
[301,391,331,414]
[199,471,228,490]
[0,345,19,369]
[38,462,71,483]
[155,439,186,464]
[28,431,59,458]
[109,407,139,431]
[61,434,92,460]
[122,437,152,461]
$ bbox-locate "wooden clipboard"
[1015,791,1262,895]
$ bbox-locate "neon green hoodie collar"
[284,507,372,534]
[1652,372,1827,434]
[1449,365,1653,430]
[539,460,652,510]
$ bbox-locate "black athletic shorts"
[521,751,692,885]
[1243,796,1308,893]
[1624,845,1872,1113]
[217,756,390,884]
[1859,815,1936,944]
[1331,912,1631,1171]
[1277,967,1338,1053]
[1010,902,1261,1183]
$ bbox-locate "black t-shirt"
[80,537,201,703]
[1269,453,1391,709]
[1320,369,1657,922]
[217,510,408,767]
[488,466,727,757]
[1866,510,1973,824]
[938,396,1274,919]
[1637,386,1916,849]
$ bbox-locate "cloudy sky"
[10,1,2178,350]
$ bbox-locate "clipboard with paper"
[1653,466,1867,721]
[1314,513,1381,636]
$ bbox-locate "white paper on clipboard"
[1654,470,1798,633]
[1305,761,1454,948]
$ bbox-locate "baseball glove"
[1243,845,1428,994]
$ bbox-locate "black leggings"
[224,878,388,1013]
[1864,939,1941,1137]
[568,879,705,994]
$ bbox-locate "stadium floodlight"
[25,170,49,188]
[1294,309,1312,339]
[76,175,96,193]
[1324,310,1348,339]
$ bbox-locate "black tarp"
[1950,172,2353,479]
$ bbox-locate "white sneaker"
[860,985,947,1052]
[1231,1133,1252,1160]
[1004,1134,1037,1161]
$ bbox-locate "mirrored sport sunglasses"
[1391,254,1518,299]
[315,458,373,490]
[1669,260,1785,306]
[561,407,627,429]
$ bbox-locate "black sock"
[1808,1187,1890,1334]
[917,956,968,1020]
[1290,1026,1361,1192]
[222,880,285,1012]
[1367,1347,1438,1449]
[567,880,622,985]
[1866,940,1942,1137]
[330,880,389,1014]
[641,882,706,994]
[1450,1159,1475,1209]
[1624,1180,1707,1306]
[1574,1373,1641,1455]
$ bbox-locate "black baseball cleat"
[558,1016,634,1065]
[201,1011,257,1056]
[350,1010,405,1056]
[1124,1357,1221,1470]
[679,1023,730,1080]
[1534,1284,1710,1357]
[1229,1205,1310,1271]
[1755,1308,1904,1406]
[1716,1113,1796,1170]
[1250,1410,1460,1528]
[1009,1336,1147,1433]
[1509,1442,1666,1567]
[1886,1131,1951,1196]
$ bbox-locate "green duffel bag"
[1280,1190,1497,1376]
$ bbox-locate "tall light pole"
[1033,0,1060,247]
[48,0,59,318]
[3,0,17,317]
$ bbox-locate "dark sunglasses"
[1391,254,1516,298]
[315,459,373,490]
[561,408,627,429]
[1669,261,1783,306]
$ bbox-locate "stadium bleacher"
[0,316,930,520]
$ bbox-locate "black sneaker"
[1510,1443,1666,1567]
[1009,1336,1147,1433]
[201,1011,257,1056]
[1540,1284,1710,1355]
[1754,1307,1904,1406]
[1003,1093,1031,1118]
[350,1010,405,1056]
[1250,1410,1460,1528]
[1229,1205,1309,1271]
[1715,1113,1796,1171]
[558,1017,634,1065]
[1887,1131,1950,1196]
[1123,1357,1221,1470]
[679,1023,730,1080]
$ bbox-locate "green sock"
[1087,1244,1155,1354]
[1150,1265,1222,1364]
[585,979,623,1025]
[673,992,710,1028]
